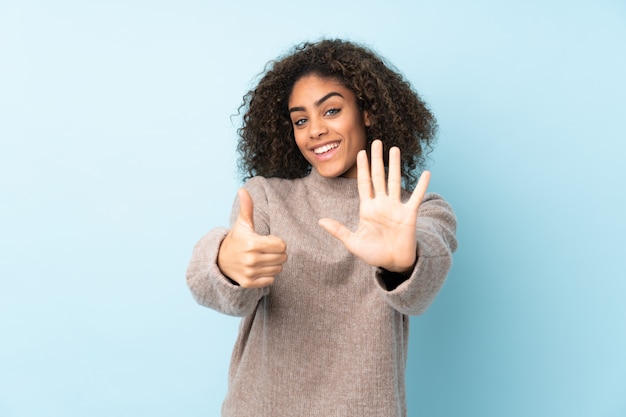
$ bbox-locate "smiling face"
[288,74,370,179]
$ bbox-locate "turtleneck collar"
[303,168,361,200]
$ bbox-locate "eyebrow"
[288,92,344,113]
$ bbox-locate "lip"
[311,140,340,161]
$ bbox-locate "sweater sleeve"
[185,178,270,317]
[375,193,458,316]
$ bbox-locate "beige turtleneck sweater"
[186,169,457,417]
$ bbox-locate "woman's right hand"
[217,188,287,288]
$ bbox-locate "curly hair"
[237,38,437,189]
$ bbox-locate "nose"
[308,116,328,139]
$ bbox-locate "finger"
[247,264,285,279]
[318,218,353,246]
[407,170,431,209]
[387,146,402,200]
[370,140,386,196]
[236,188,255,230]
[356,149,373,200]
[251,249,288,266]
[257,235,287,254]
[240,243,287,263]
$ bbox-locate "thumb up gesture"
[217,189,287,288]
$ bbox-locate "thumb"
[318,218,352,245]
[237,188,255,231]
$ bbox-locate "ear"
[363,110,371,127]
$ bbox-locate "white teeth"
[313,143,339,154]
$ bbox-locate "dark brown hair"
[237,39,437,189]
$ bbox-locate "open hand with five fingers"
[318,139,430,274]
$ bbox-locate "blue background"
[1,1,624,416]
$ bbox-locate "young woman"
[186,39,457,417]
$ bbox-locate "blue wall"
[1,1,624,416]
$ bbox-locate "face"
[288,74,370,179]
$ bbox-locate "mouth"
[313,141,339,155]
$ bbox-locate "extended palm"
[318,140,430,273]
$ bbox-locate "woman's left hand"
[318,139,430,274]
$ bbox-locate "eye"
[293,118,307,127]
[325,108,340,116]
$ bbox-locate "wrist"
[382,255,417,276]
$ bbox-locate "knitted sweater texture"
[186,169,457,417]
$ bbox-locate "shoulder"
[243,175,302,194]
[241,175,307,207]
[244,175,298,188]
[420,192,455,220]
[400,188,453,210]
[418,192,458,250]
[422,192,453,207]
